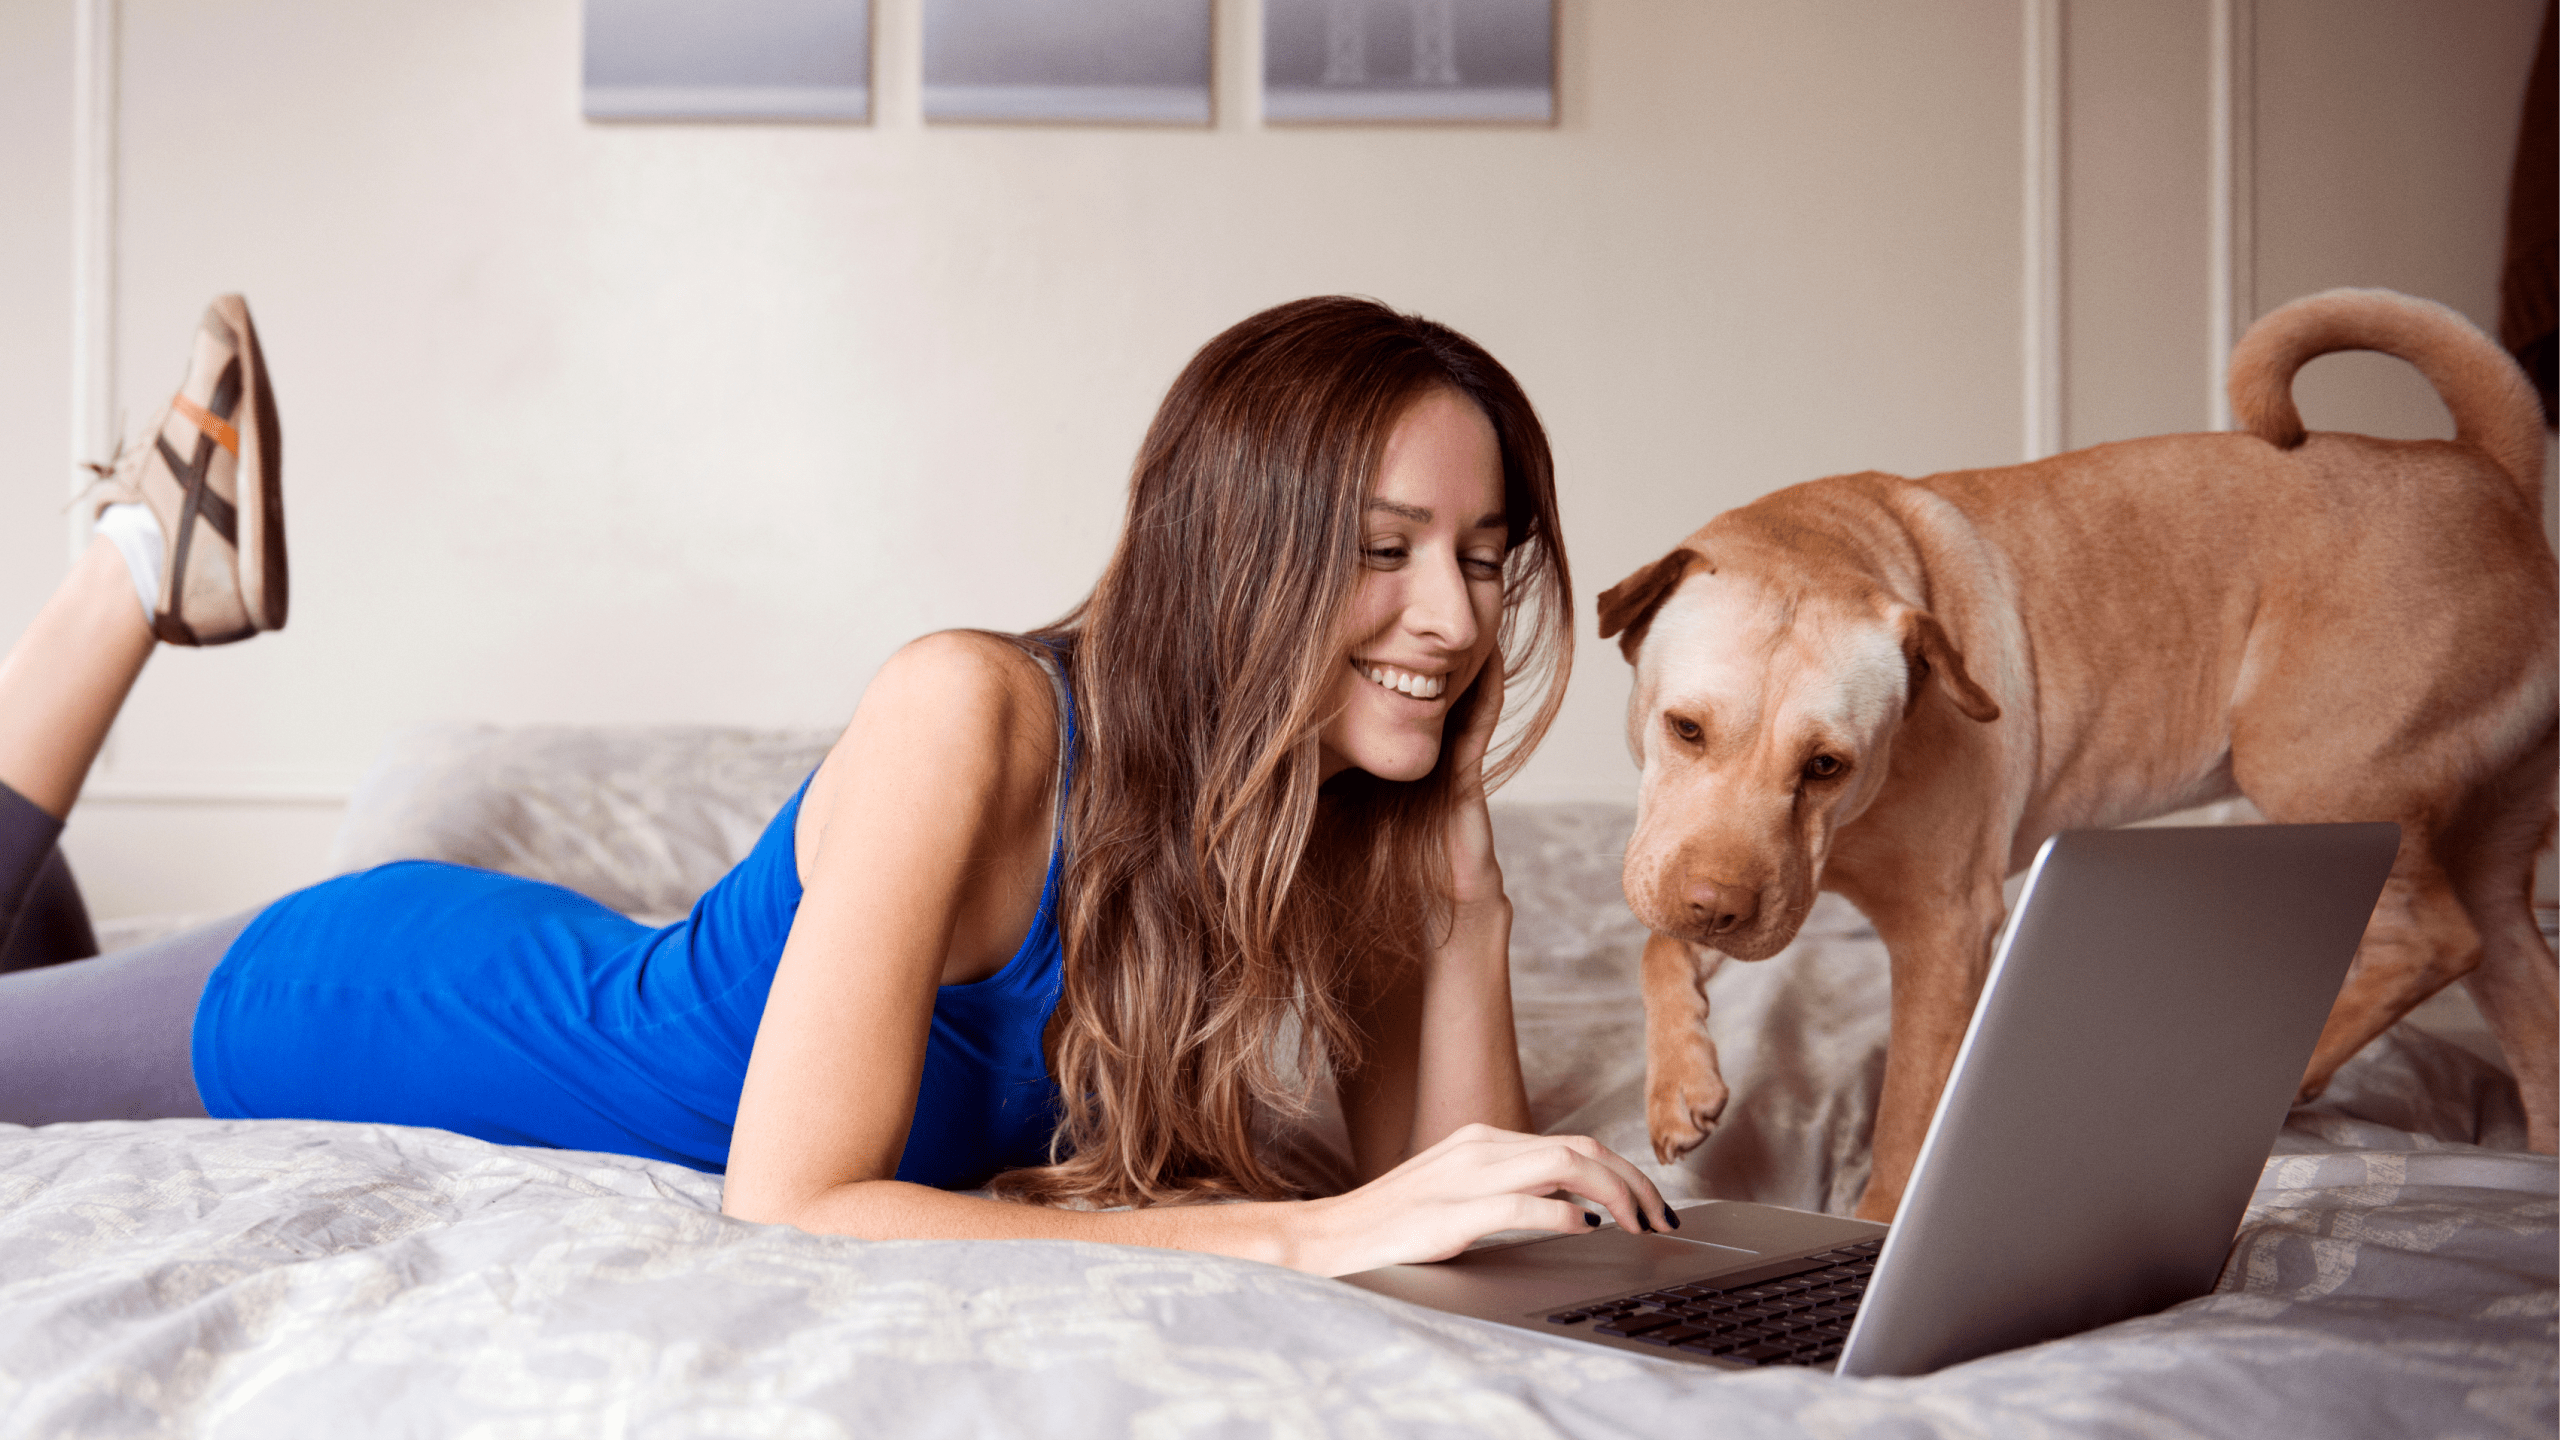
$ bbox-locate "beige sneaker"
[83,294,285,645]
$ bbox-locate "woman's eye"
[1462,553,1505,579]
[1804,754,1844,780]
[1362,544,1408,567]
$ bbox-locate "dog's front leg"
[1643,931,1730,1163]
[1852,893,2005,1222]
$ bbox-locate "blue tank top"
[192,662,1075,1189]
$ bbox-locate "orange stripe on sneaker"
[171,392,239,455]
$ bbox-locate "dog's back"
[1910,291,2555,768]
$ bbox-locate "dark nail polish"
[1584,1211,1601,1227]
[1666,1209,1681,1230]
[1637,1212,1654,1234]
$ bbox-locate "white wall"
[2056,0,2545,452]
[1,0,2545,921]
[1,3,73,671]
[2257,0,2550,468]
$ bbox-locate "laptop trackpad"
[1339,1229,1760,1316]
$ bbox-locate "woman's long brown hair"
[992,296,1571,1208]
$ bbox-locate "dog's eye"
[1667,715,1703,744]
[1804,754,1844,780]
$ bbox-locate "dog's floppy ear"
[1897,609,2001,722]
[1597,549,1703,663]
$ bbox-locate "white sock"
[93,502,165,622]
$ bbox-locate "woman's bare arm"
[1338,655,1531,1180]
[1339,896,1531,1180]
[722,632,1046,1226]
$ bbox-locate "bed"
[3,726,2551,1436]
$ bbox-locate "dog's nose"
[1684,879,1759,937]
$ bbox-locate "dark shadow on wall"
[2500,0,2556,425]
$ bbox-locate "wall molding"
[70,0,117,543]
[78,782,352,809]
[2207,0,2255,431]
[69,0,144,794]
[2021,0,2064,460]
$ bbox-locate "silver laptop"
[1339,823,2399,1376]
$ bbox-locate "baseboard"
[76,779,352,807]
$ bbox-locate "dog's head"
[1598,541,1998,959]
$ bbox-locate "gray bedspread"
[3,761,2551,1436]
[2,1080,2548,1436]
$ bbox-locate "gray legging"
[0,779,246,1122]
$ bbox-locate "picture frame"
[1264,0,1554,124]
[922,0,1214,125]
[583,0,872,123]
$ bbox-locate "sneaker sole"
[217,294,287,633]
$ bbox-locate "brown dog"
[1597,288,2558,1222]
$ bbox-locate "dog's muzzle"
[1683,876,1759,938]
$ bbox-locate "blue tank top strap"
[1027,637,1077,840]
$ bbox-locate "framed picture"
[1265,0,1553,124]
[583,0,872,122]
[923,0,1213,125]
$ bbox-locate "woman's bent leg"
[0,910,248,1123]
[0,543,142,973]
[0,539,154,820]
[0,780,98,973]
[2,295,282,819]
[0,852,98,976]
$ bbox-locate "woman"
[0,295,1672,1276]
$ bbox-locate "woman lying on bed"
[0,294,1672,1274]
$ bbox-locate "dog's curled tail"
[2228,287,2548,512]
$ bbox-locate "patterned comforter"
[4,1113,2548,1437]
[1,739,2549,1437]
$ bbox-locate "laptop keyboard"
[1538,1238,1883,1367]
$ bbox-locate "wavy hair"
[992,296,1571,1208]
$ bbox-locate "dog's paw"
[2295,1059,2339,1106]
[1646,1071,1730,1164]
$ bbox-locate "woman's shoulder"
[808,630,1064,820]
[867,630,1060,736]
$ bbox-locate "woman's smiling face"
[1317,387,1508,784]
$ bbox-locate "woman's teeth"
[1362,664,1445,699]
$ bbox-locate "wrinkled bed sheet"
[2,1118,2550,1438]
[3,789,2552,1436]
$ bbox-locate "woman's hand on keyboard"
[1287,1122,1674,1277]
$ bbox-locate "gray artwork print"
[583,0,872,122]
[924,0,1213,124]
[1267,0,1552,122]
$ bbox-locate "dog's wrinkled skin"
[1603,289,2559,1222]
